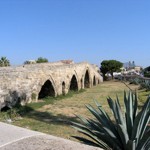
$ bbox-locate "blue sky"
[0,0,149,67]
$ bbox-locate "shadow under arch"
[81,78,83,89]
[38,80,55,99]
[69,75,78,91]
[84,69,90,88]
[93,76,96,86]
[1,106,11,111]
[62,81,65,95]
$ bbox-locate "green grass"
[17,89,86,114]
[0,80,149,141]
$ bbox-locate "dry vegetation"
[0,80,149,141]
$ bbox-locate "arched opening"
[98,80,100,84]
[84,70,90,88]
[38,80,55,99]
[62,81,65,95]
[81,78,83,89]
[93,76,96,86]
[1,106,11,112]
[70,75,78,91]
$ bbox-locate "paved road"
[0,122,102,150]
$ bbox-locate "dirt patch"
[40,104,87,117]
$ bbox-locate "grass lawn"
[0,80,149,141]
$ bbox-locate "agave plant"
[72,91,150,150]
[140,80,150,91]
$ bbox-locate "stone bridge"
[0,61,103,110]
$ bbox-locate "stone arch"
[84,70,90,88]
[93,76,96,86]
[62,81,65,95]
[1,106,11,111]
[38,80,55,99]
[69,75,78,91]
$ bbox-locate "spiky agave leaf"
[85,103,119,137]
[72,91,150,150]
[117,124,129,149]
[72,108,123,149]
[85,103,124,148]
[87,119,122,149]
[107,95,126,128]
[131,96,150,147]
[124,91,138,139]
[72,117,122,149]
[72,106,123,149]
[136,129,150,150]
[72,117,111,149]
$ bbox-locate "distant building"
[122,61,142,75]
[134,66,142,73]
[123,61,135,70]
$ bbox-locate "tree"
[143,66,150,77]
[100,60,109,80]
[107,60,123,79]
[100,60,123,80]
[0,57,10,67]
[36,57,48,63]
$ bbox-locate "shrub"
[31,93,36,100]
[36,57,48,63]
[139,80,150,91]
[72,91,150,150]
[144,73,150,78]
[129,78,141,85]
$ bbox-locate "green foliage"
[0,56,10,67]
[129,78,141,85]
[100,60,123,80]
[31,93,37,100]
[0,108,21,122]
[140,80,150,91]
[100,60,110,80]
[0,89,86,119]
[144,66,150,72]
[129,77,150,91]
[72,91,150,150]
[143,66,150,78]
[36,57,48,63]
[144,73,150,78]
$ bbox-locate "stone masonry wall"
[0,62,103,109]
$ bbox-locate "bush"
[144,73,150,78]
[36,57,48,63]
[140,80,150,91]
[129,78,140,85]
[31,93,37,100]
[72,91,150,150]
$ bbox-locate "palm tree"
[0,57,10,67]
